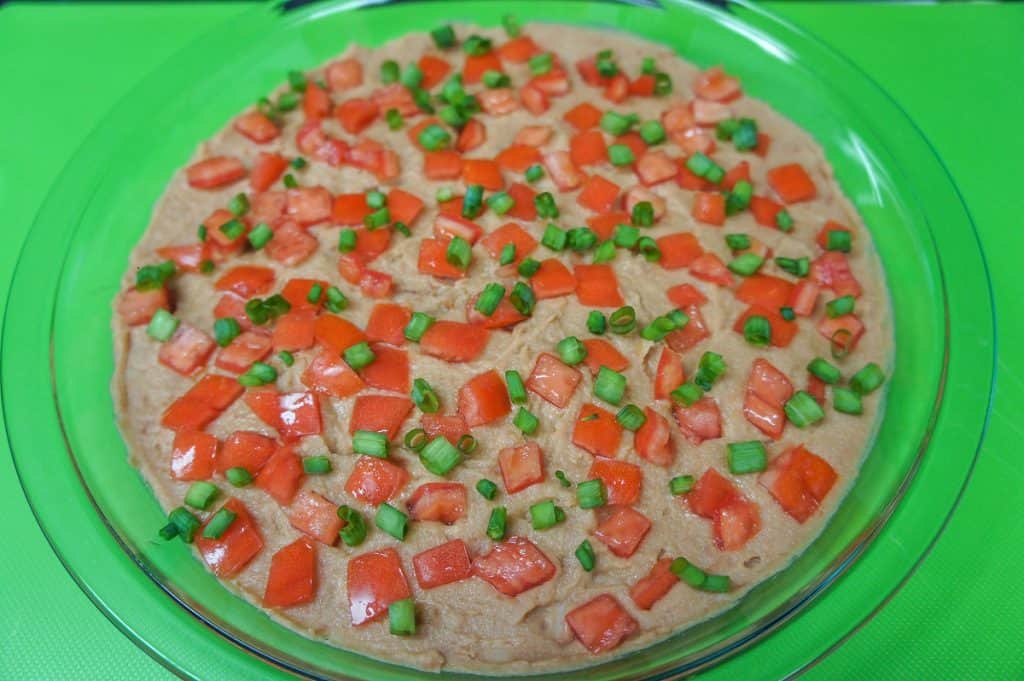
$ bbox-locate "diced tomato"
[186,156,246,189]
[215,266,275,298]
[810,252,862,298]
[381,189,422,228]
[514,125,553,146]
[325,56,362,91]
[419,321,490,363]
[672,397,722,445]
[654,348,684,400]
[417,237,467,279]
[589,459,643,505]
[169,430,219,481]
[234,110,279,144]
[691,191,726,226]
[357,343,409,394]
[576,175,620,214]
[472,536,556,596]
[480,222,537,264]
[303,83,332,120]
[573,403,623,458]
[575,55,608,87]
[347,548,412,626]
[656,232,703,270]
[566,594,638,654]
[666,283,708,309]
[478,88,519,117]
[574,264,624,307]
[185,374,243,410]
[504,182,537,222]
[272,309,317,352]
[749,195,784,227]
[295,120,348,167]
[462,159,504,191]
[518,84,549,115]
[532,259,577,299]
[807,374,827,406]
[463,52,503,84]
[254,445,304,505]
[542,151,583,191]
[498,35,540,63]
[733,304,798,348]
[736,275,794,311]
[249,190,286,225]
[196,497,264,577]
[349,394,413,439]
[674,126,717,155]
[158,324,216,377]
[613,132,645,162]
[466,294,529,330]
[629,73,657,97]
[371,83,418,117]
[421,413,469,445]
[743,358,794,440]
[417,54,451,89]
[406,482,467,524]
[694,66,742,102]
[344,456,410,506]
[287,490,342,545]
[279,278,325,312]
[433,212,484,245]
[423,150,464,180]
[721,160,751,191]
[498,441,545,494]
[332,193,371,225]
[789,280,820,317]
[569,129,608,167]
[623,185,666,222]
[363,303,410,347]
[215,331,272,374]
[457,370,511,427]
[161,375,241,431]
[676,159,713,191]
[817,314,865,353]
[496,144,541,173]
[766,163,817,204]
[744,392,785,441]
[301,349,365,398]
[313,314,366,355]
[530,69,571,96]
[635,407,673,466]
[413,539,473,590]
[635,150,678,187]
[602,72,629,103]
[714,497,762,550]
[526,353,582,408]
[594,506,651,558]
[347,138,400,182]
[665,304,711,353]
[269,391,322,442]
[250,152,289,192]
[118,286,169,326]
[581,339,629,378]
[285,186,333,226]
[359,266,391,297]
[687,468,736,517]
[585,211,630,241]
[761,445,838,520]
[630,558,678,610]
[689,252,734,287]
[692,98,732,126]
[263,538,317,609]
[564,102,603,130]
[456,118,487,153]
[754,133,772,156]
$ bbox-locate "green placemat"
[0,3,1020,679]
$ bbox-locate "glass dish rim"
[4,0,995,678]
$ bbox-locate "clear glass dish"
[4,1,994,679]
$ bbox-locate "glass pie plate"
[4,0,994,679]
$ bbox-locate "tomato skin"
[406,482,468,524]
[458,370,512,427]
[349,395,413,439]
[413,539,473,590]
[526,353,582,408]
[169,430,219,481]
[118,286,170,326]
[344,456,410,506]
[565,594,638,654]
[574,264,624,308]
[572,403,624,458]
[216,430,277,474]
[186,156,247,189]
[593,506,652,557]
[254,445,305,505]
[498,35,540,63]
[287,490,342,545]
[629,558,678,611]
[417,54,451,90]
[472,536,557,597]
[789,280,820,317]
[504,182,538,222]
[424,150,464,180]
[419,321,490,363]
[158,324,216,377]
[263,538,317,609]
[672,397,722,445]
[634,407,674,467]
[576,175,621,214]
[498,441,545,494]
[588,459,643,505]
[196,497,264,577]
[347,548,412,626]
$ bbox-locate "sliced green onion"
[732,118,758,151]
[528,52,553,76]
[831,329,853,360]
[462,184,484,218]
[344,341,376,369]
[555,470,572,488]
[418,124,451,151]
[833,387,863,415]
[446,235,472,269]
[780,306,796,321]
[365,190,387,209]
[475,283,505,316]
[728,253,764,276]
[587,311,607,335]
[726,180,753,215]
[524,164,544,183]
[385,107,404,130]
[404,428,429,452]
[482,69,511,88]
[639,120,666,145]
[388,598,416,636]
[502,13,521,37]
[436,186,454,203]
[430,24,456,49]
[850,363,885,394]
[567,227,598,252]
[505,370,528,405]
[225,467,253,487]
[608,143,636,166]
[337,506,367,546]
[609,305,637,334]
[462,35,492,56]
[557,336,587,365]
[808,358,841,384]
[575,540,596,572]
[247,222,273,249]
[517,257,541,278]
[666,309,690,328]
[671,382,704,406]
[702,574,731,593]
[826,230,852,253]
[238,362,277,387]
[512,407,539,436]
[325,286,347,313]
[476,479,498,500]
[353,430,389,458]
[375,503,408,541]
[670,557,707,588]
[404,312,435,342]
[393,221,411,237]
[306,283,323,305]
[202,507,237,540]
[302,455,332,475]
[613,224,640,248]
[509,281,536,316]
[776,209,794,231]
[826,295,855,318]
[727,441,767,474]
[498,242,517,266]
[420,436,463,476]
[637,236,661,262]
[743,315,772,347]
[457,434,477,454]
[670,475,695,495]
[640,315,678,342]
[616,404,646,431]
[594,366,627,406]
[364,207,390,230]
[541,223,567,251]
[775,256,809,278]
[694,351,726,390]
[380,60,399,84]
[592,239,617,264]
[410,377,441,414]
[287,69,307,92]
[785,390,826,428]
[228,192,249,217]
[338,228,358,253]
[535,191,560,218]
[277,92,300,112]
[487,506,507,540]
[600,111,637,136]
[184,482,219,511]
[654,72,673,95]
[282,174,299,189]
[529,500,566,530]
[576,479,607,509]
[487,191,515,215]
[146,309,179,342]
[213,317,241,347]
[716,118,741,141]
[136,261,177,291]
[631,201,654,227]
[278,350,295,367]
[685,152,714,177]
[401,63,424,89]
[725,233,751,251]
[164,507,201,543]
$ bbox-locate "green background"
[1,2,1021,678]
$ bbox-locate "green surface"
[0,2,1020,679]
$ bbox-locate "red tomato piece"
[623,185,666,222]
[766,163,817,204]
[287,490,342,545]
[504,182,538,221]
[576,175,620,213]
[349,395,413,439]
[672,397,722,445]
[421,413,469,445]
[344,456,410,506]
[744,392,785,441]
[295,120,348,167]
[156,244,208,274]
[301,349,366,399]
[654,348,684,401]
[472,536,556,596]
[419,321,490,363]
[335,98,379,134]
[347,138,400,182]
[666,283,708,309]
[386,188,425,226]
[347,548,411,626]
[630,558,678,610]
[279,278,326,311]
[417,237,468,279]
[234,110,279,144]
[272,308,317,352]
[214,331,271,375]
[789,280,820,318]
[692,98,732,126]
[462,159,504,191]
[748,358,794,407]
[694,66,742,101]
[736,275,795,310]
[265,221,318,267]
[532,259,577,299]
[602,73,629,103]
[542,151,583,191]
[186,156,247,189]
[313,314,366,355]
[589,459,643,505]
[733,304,798,348]
[635,150,678,186]
[691,191,726,226]
[629,73,656,96]
[457,119,488,153]
[665,304,711,353]
[286,186,333,226]
[807,374,827,406]
[572,403,623,458]
[274,391,322,442]
[196,497,264,577]
[586,210,630,241]
[332,193,371,225]
[169,430,219,481]
[417,54,451,89]
[254,445,305,505]
[689,253,734,287]
[248,152,289,193]
[715,498,762,551]
[161,375,242,431]
[433,213,483,245]
[185,374,243,410]
[118,287,169,326]
[496,144,541,173]
[687,468,737,518]
[370,83,418,117]
[656,232,704,270]
[358,343,409,394]
[424,150,464,180]
[564,102,603,130]
[248,190,286,226]
[817,314,865,354]
[498,35,540,63]
[569,129,608,167]
[574,264,624,308]
[214,266,275,298]
[676,158,713,191]
[593,506,652,557]
[526,353,582,408]
[721,160,751,191]
[457,370,511,427]
[810,252,862,298]
[749,195,784,227]
[530,70,570,96]
[581,338,629,376]
[480,223,537,263]
[519,83,550,115]
[566,594,638,654]
[463,52,503,85]
[365,303,411,346]
[466,294,528,330]
[158,324,216,377]
[413,539,473,590]
[498,441,545,494]
[478,88,519,117]
[635,407,674,467]
[514,125,553,146]
[406,482,467,524]
[263,538,317,608]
